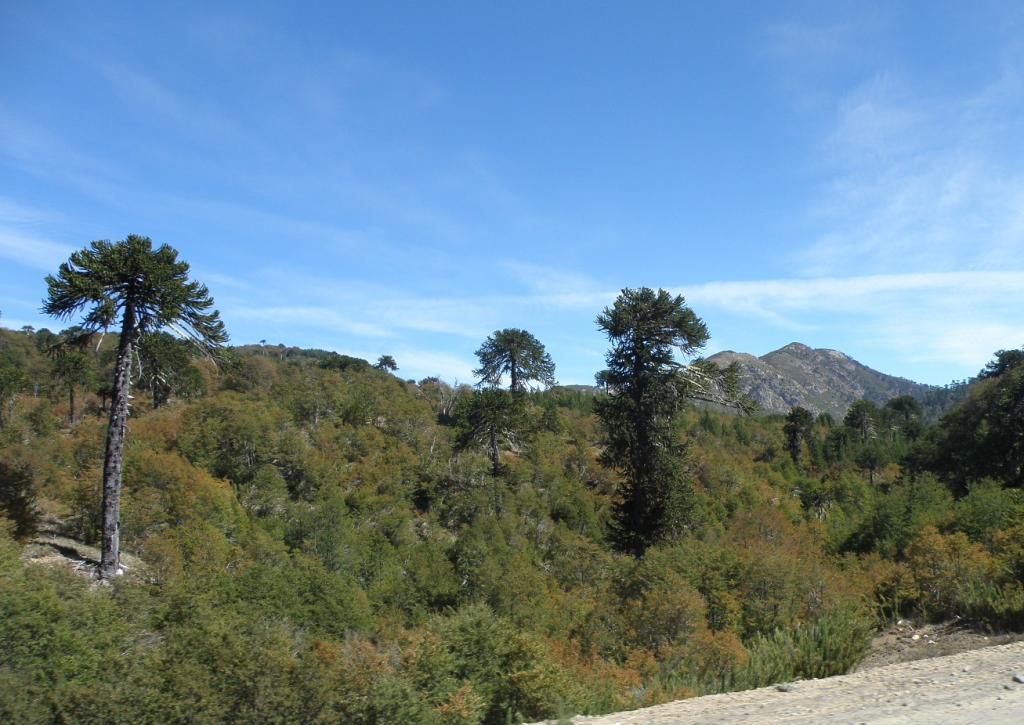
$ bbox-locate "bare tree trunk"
[68,386,75,426]
[100,309,135,579]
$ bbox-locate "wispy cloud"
[0,111,130,203]
[0,197,72,271]
[0,227,72,271]
[90,58,240,140]
[799,64,1024,275]
[0,196,61,226]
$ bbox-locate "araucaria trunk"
[99,311,135,579]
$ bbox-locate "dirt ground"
[859,619,1024,669]
[21,513,145,584]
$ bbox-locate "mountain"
[707,342,935,418]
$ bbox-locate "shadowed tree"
[374,355,398,372]
[474,328,556,393]
[884,394,923,441]
[978,348,1024,380]
[919,348,1024,492]
[455,388,527,476]
[844,400,879,444]
[138,332,204,408]
[783,406,815,467]
[595,287,748,555]
[51,349,94,425]
[43,235,227,579]
[0,365,26,429]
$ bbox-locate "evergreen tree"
[0,365,25,428]
[374,354,398,372]
[844,400,879,443]
[595,287,741,555]
[43,235,226,579]
[921,349,1024,491]
[978,348,1024,380]
[474,328,556,393]
[138,332,204,408]
[51,350,94,425]
[455,388,527,476]
[783,406,814,467]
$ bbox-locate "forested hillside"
[2,319,1023,723]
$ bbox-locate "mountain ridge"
[707,342,936,418]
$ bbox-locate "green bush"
[0,461,37,538]
[735,606,873,689]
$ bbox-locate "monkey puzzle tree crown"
[474,328,556,393]
[43,234,227,350]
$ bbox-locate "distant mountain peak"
[708,342,935,418]
[773,342,813,355]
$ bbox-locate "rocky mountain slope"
[707,342,934,418]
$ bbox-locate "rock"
[962,665,972,673]
[912,634,920,641]
[1013,674,1024,684]
[776,683,796,692]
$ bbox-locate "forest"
[1,240,1023,724]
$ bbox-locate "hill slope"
[708,342,934,418]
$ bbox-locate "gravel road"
[543,640,1024,724]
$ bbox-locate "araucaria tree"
[474,328,556,393]
[51,349,94,425]
[455,388,528,476]
[595,287,745,555]
[783,406,815,467]
[43,235,227,579]
[138,332,204,408]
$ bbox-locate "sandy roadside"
[535,640,1024,724]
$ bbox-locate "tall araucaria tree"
[595,287,748,555]
[474,328,556,393]
[43,235,227,579]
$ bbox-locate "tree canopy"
[474,328,555,393]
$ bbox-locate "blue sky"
[3,1,1024,386]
